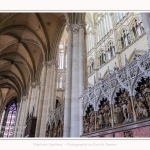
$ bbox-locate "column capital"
[72,24,79,34]
[66,24,73,32]
[22,95,27,101]
[30,82,36,88]
[44,60,58,69]
[78,21,86,30]
[37,83,41,90]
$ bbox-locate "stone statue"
[114,104,123,125]
[142,105,148,117]
[57,124,61,137]
[122,101,128,123]
[126,100,133,121]
[53,127,57,137]
[89,108,95,124]
[103,111,111,127]
[96,110,103,129]
[83,117,89,133]
[89,122,95,133]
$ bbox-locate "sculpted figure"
[122,101,128,122]
[83,117,89,133]
[114,104,122,125]
[103,111,111,127]
[127,100,133,120]
[89,108,95,124]
[84,125,89,133]
[89,122,95,133]
[49,130,53,137]
[57,124,61,137]
[138,101,144,119]
[96,111,103,129]
[53,127,57,137]
[142,106,148,117]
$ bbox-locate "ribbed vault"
[0,13,67,106]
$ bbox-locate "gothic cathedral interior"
[0,12,150,138]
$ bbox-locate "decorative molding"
[31,82,36,88]
[66,24,72,32]
[72,24,79,34]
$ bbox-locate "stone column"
[70,24,79,137]
[63,24,73,137]
[47,60,58,112]
[39,61,51,137]
[20,96,28,137]
[141,13,150,48]
[13,102,20,137]
[79,22,86,135]
[29,83,36,117]
[33,85,40,117]
[130,96,137,122]
[110,104,114,128]
[35,63,47,137]
[14,101,22,137]
[16,96,27,137]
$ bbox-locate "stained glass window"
[3,102,17,138]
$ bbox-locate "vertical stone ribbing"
[39,61,51,137]
[29,83,36,116]
[70,24,79,137]
[33,85,40,117]
[24,85,32,121]
[35,64,47,137]
[63,24,73,137]
[20,96,28,137]
[14,101,22,137]
[48,60,58,112]
[16,97,26,137]
[79,22,86,135]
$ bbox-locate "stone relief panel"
[96,99,111,130]
[134,77,150,120]
[114,89,133,125]
[46,105,64,137]
[83,105,95,134]
[45,120,63,138]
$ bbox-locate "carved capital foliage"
[31,82,36,88]
[66,24,72,32]
[44,60,58,69]
[72,24,79,34]
[78,21,86,30]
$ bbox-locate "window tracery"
[115,12,127,24]
[96,13,112,43]
[1,101,17,138]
